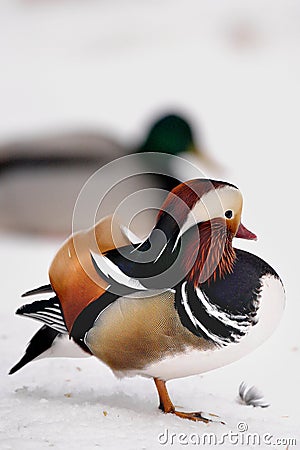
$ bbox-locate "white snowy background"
[0,0,299,449]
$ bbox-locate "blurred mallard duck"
[138,113,223,171]
[0,113,223,236]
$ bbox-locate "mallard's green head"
[138,114,198,156]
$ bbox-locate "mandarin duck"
[0,113,221,237]
[10,179,285,423]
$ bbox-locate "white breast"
[117,274,285,381]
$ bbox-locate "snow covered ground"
[0,0,300,448]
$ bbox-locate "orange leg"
[154,378,224,424]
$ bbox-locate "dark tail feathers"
[21,284,53,298]
[9,325,59,374]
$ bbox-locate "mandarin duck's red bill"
[10,179,285,423]
[236,222,257,240]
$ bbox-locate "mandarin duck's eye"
[225,210,233,219]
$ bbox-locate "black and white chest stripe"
[174,249,284,347]
[175,281,258,347]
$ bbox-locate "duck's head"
[138,114,197,156]
[156,179,256,240]
[153,179,256,285]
